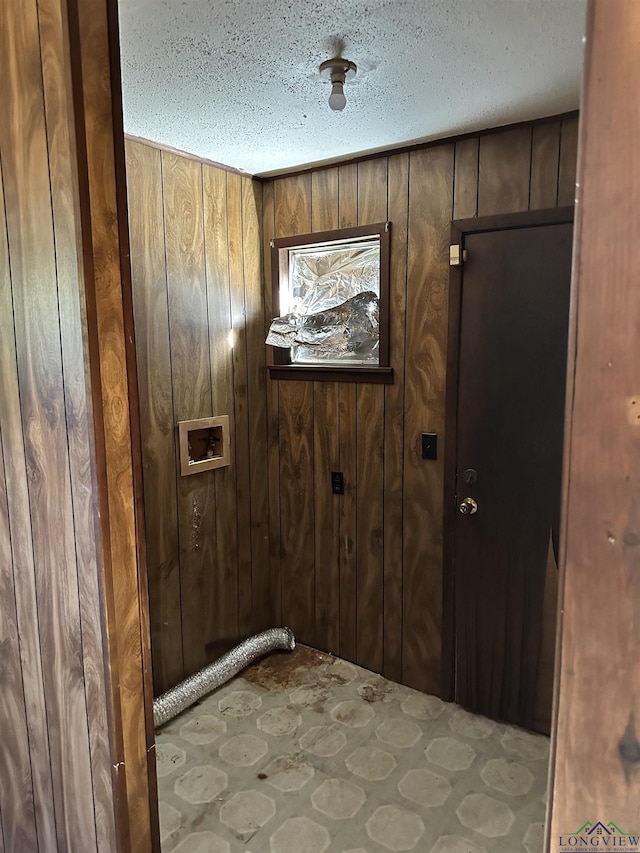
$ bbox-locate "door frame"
[442,205,575,702]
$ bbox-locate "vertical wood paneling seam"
[8,349,60,847]
[277,378,283,621]
[526,128,534,211]
[53,4,149,842]
[239,177,253,624]
[226,172,243,628]
[1,159,60,845]
[198,161,220,644]
[402,150,413,683]
[354,165,359,661]
[273,180,283,627]
[0,148,49,850]
[200,164,214,409]
[32,6,85,743]
[223,173,235,403]
[108,57,160,847]
[310,175,318,646]
[0,427,39,849]
[0,156,43,816]
[452,144,458,220]
[35,6,101,831]
[312,354,316,644]
[336,171,341,652]
[273,179,279,615]
[399,152,411,676]
[160,150,185,678]
[554,126,563,208]
[337,385,341,655]
[475,138,480,218]
[382,157,389,665]
[77,0,155,828]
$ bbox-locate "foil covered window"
[267,223,391,375]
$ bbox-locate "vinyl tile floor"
[155,645,549,853]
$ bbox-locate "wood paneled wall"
[263,114,579,695]
[126,115,577,701]
[125,140,270,694]
[549,0,640,838]
[0,0,156,850]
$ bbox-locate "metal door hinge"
[449,244,467,266]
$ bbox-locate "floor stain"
[243,644,329,691]
[359,681,393,703]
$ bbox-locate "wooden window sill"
[268,365,394,384]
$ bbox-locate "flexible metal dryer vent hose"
[153,627,296,728]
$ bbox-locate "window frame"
[267,221,393,383]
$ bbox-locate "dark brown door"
[453,219,572,733]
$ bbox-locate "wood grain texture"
[403,144,454,693]
[1,0,98,845]
[339,163,358,229]
[203,163,240,650]
[530,121,561,210]
[0,441,37,852]
[453,137,479,219]
[263,115,574,696]
[355,384,385,672]
[38,0,121,848]
[337,163,359,662]
[0,128,57,853]
[275,174,313,237]
[313,382,341,653]
[127,141,271,686]
[0,159,40,853]
[263,180,282,626]
[242,176,272,632]
[38,0,119,843]
[227,171,253,638]
[549,0,640,836]
[4,330,62,838]
[311,168,339,231]
[311,167,340,653]
[478,127,532,216]
[278,380,316,639]
[338,383,358,664]
[274,174,315,642]
[126,140,183,694]
[558,115,580,207]
[0,0,162,847]
[355,159,387,673]
[383,153,409,681]
[74,0,158,843]
[163,152,218,676]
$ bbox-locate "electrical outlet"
[331,471,345,494]
[421,433,437,460]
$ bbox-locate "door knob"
[459,497,478,515]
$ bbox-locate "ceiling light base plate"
[319,57,357,83]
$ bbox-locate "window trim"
[267,221,392,383]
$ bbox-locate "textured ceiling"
[117,0,586,177]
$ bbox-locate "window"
[267,222,392,382]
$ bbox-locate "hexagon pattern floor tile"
[156,646,548,852]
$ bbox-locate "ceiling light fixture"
[319,56,357,112]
